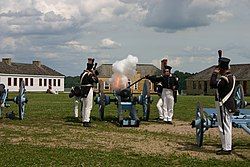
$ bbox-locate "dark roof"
[187,64,250,80]
[96,64,162,78]
[0,60,64,76]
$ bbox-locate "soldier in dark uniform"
[80,58,99,127]
[210,57,236,155]
[146,65,179,124]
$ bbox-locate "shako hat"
[218,57,230,70]
[87,58,95,70]
[164,65,172,71]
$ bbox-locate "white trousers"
[0,90,7,116]
[73,96,81,118]
[156,98,164,119]
[81,88,93,123]
[161,88,174,122]
[215,101,232,151]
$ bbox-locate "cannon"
[191,84,250,147]
[95,79,152,127]
[0,80,28,120]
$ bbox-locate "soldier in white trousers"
[80,58,98,127]
[161,86,175,123]
[215,102,233,153]
[146,65,178,124]
[210,52,236,155]
[81,87,93,125]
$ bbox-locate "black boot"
[83,122,91,127]
[216,149,232,155]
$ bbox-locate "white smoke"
[109,55,138,90]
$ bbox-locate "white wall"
[0,73,64,92]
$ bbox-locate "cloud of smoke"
[109,55,138,90]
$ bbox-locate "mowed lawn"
[0,93,249,167]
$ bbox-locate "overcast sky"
[0,0,249,76]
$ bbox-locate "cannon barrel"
[115,88,131,98]
[127,77,145,89]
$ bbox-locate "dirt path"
[135,121,249,160]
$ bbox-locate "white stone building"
[0,58,64,92]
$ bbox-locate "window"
[134,83,139,90]
[198,81,202,89]
[44,79,47,87]
[104,81,110,90]
[49,79,52,86]
[8,78,11,86]
[39,79,42,86]
[58,79,61,87]
[14,78,17,86]
[25,78,28,86]
[30,78,34,86]
[53,79,56,86]
[243,81,247,95]
[193,81,196,89]
[19,78,23,86]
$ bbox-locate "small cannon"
[0,80,28,120]
[95,79,152,126]
[191,84,250,147]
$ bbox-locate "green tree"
[173,70,195,93]
[64,76,80,88]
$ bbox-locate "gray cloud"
[142,0,230,32]
[44,11,66,22]
[0,8,42,17]
[113,6,129,16]
[0,0,249,76]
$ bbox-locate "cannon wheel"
[142,80,151,121]
[196,102,205,147]
[98,93,106,121]
[234,84,245,109]
[18,80,26,120]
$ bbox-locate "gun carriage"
[95,78,152,127]
[191,84,250,147]
[0,80,28,120]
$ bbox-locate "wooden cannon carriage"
[192,84,249,147]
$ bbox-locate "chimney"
[2,58,11,65]
[33,60,41,67]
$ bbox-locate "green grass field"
[0,93,249,167]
